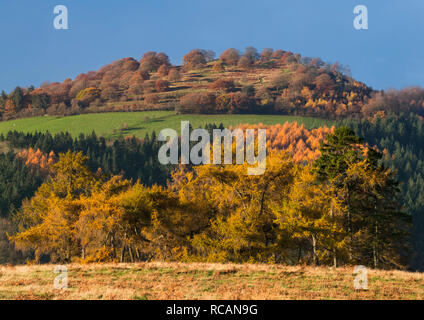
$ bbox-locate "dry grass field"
[0,262,423,300]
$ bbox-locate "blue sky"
[0,0,423,92]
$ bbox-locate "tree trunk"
[373,224,378,269]
[346,188,353,262]
[297,246,302,264]
[120,246,125,263]
[129,247,134,263]
[311,234,317,266]
[333,251,337,268]
[330,201,337,268]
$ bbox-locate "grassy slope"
[0,112,335,139]
[0,262,422,300]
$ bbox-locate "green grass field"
[0,112,335,139]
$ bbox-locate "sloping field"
[0,112,335,139]
[0,262,422,300]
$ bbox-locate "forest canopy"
[6,128,411,269]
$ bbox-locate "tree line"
[8,128,411,269]
[0,116,422,269]
[1,130,172,187]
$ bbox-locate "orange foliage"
[236,122,335,163]
[17,148,56,175]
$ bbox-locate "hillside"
[0,262,423,300]
[0,48,377,120]
[2,47,424,123]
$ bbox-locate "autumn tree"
[242,46,259,64]
[4,99,16,119]
[271,72,290,92]
[158,64,170,77]
[274,165,346,265]
[145,93,160,105]
[260,48,274,61]
[209,79,235,92]
[271,49,285,59]
[178,92,216,114]
[255,87,273,107]
[75,177,152,262]
[186,152,296,263]
[100,82,120,100]
[219,48,240,66]
[155,79,170,92]
[314,73,335,94]
[182,49,207,70]
[238,56,252,69]
[139,52,170,73]
[290,72,312,91]
[226,92,253,114]
[11,152,97,262]
[126,73,145,96]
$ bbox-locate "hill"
[0,48,377,121]
[2,47,424,123]
[0,262,422,300]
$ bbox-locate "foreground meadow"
[0,262,422,300]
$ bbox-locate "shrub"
[76,87,101,105]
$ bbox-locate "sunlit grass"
[0,262,422,300]
[0,112,334,139]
